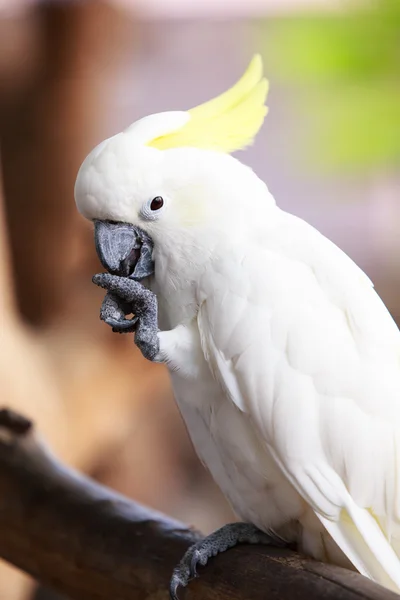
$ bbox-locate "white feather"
[193,208,400,593]
[75,106,400,593]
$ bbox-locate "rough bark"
[0,408,397,600]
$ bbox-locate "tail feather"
[317,498,400,594]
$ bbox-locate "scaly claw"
[190,549,201,578]
[169,522,288,599]
[93,273,152,307]
[105,316,138,333]
[170,567,189,600]
[93,274,159,360]
[99,292,137,334]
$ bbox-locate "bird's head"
[74,55,273,280]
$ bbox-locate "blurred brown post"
[0,0,137,327]
[0,4,145,600]
[0,170,15,317]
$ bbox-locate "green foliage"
[261,0,400,174]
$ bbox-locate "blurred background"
[0,0,398,598]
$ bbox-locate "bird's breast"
[170,371,304,532]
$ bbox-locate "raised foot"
[92,273,159,360]
[169,522,287,600]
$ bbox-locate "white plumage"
[195,209,400,591]
[74,55,400,593]
[149,204,400,593]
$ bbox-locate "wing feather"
[197,211,400,592]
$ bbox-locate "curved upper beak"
[94,220,154,280]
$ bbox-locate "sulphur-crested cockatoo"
[74,55,400,597]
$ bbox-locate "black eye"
[150,196,164,211]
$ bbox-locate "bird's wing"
[197,211,400,592]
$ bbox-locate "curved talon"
[93,273,159,360]
[169,567,188,600]
[169,578,179,600]
[189,549,201,578]
[105,316,138,333]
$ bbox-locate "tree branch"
[0,408,397,600]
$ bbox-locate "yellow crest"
[147,54,269,154]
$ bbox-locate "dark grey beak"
[94,220,154,280]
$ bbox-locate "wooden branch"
[0,409,397,600]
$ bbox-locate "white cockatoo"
[74,55,400,597]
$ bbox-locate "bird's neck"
[150,229,220,328]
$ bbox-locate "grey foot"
[169,522,287,600]
[93,273,159,360]
[99,291,138,334]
